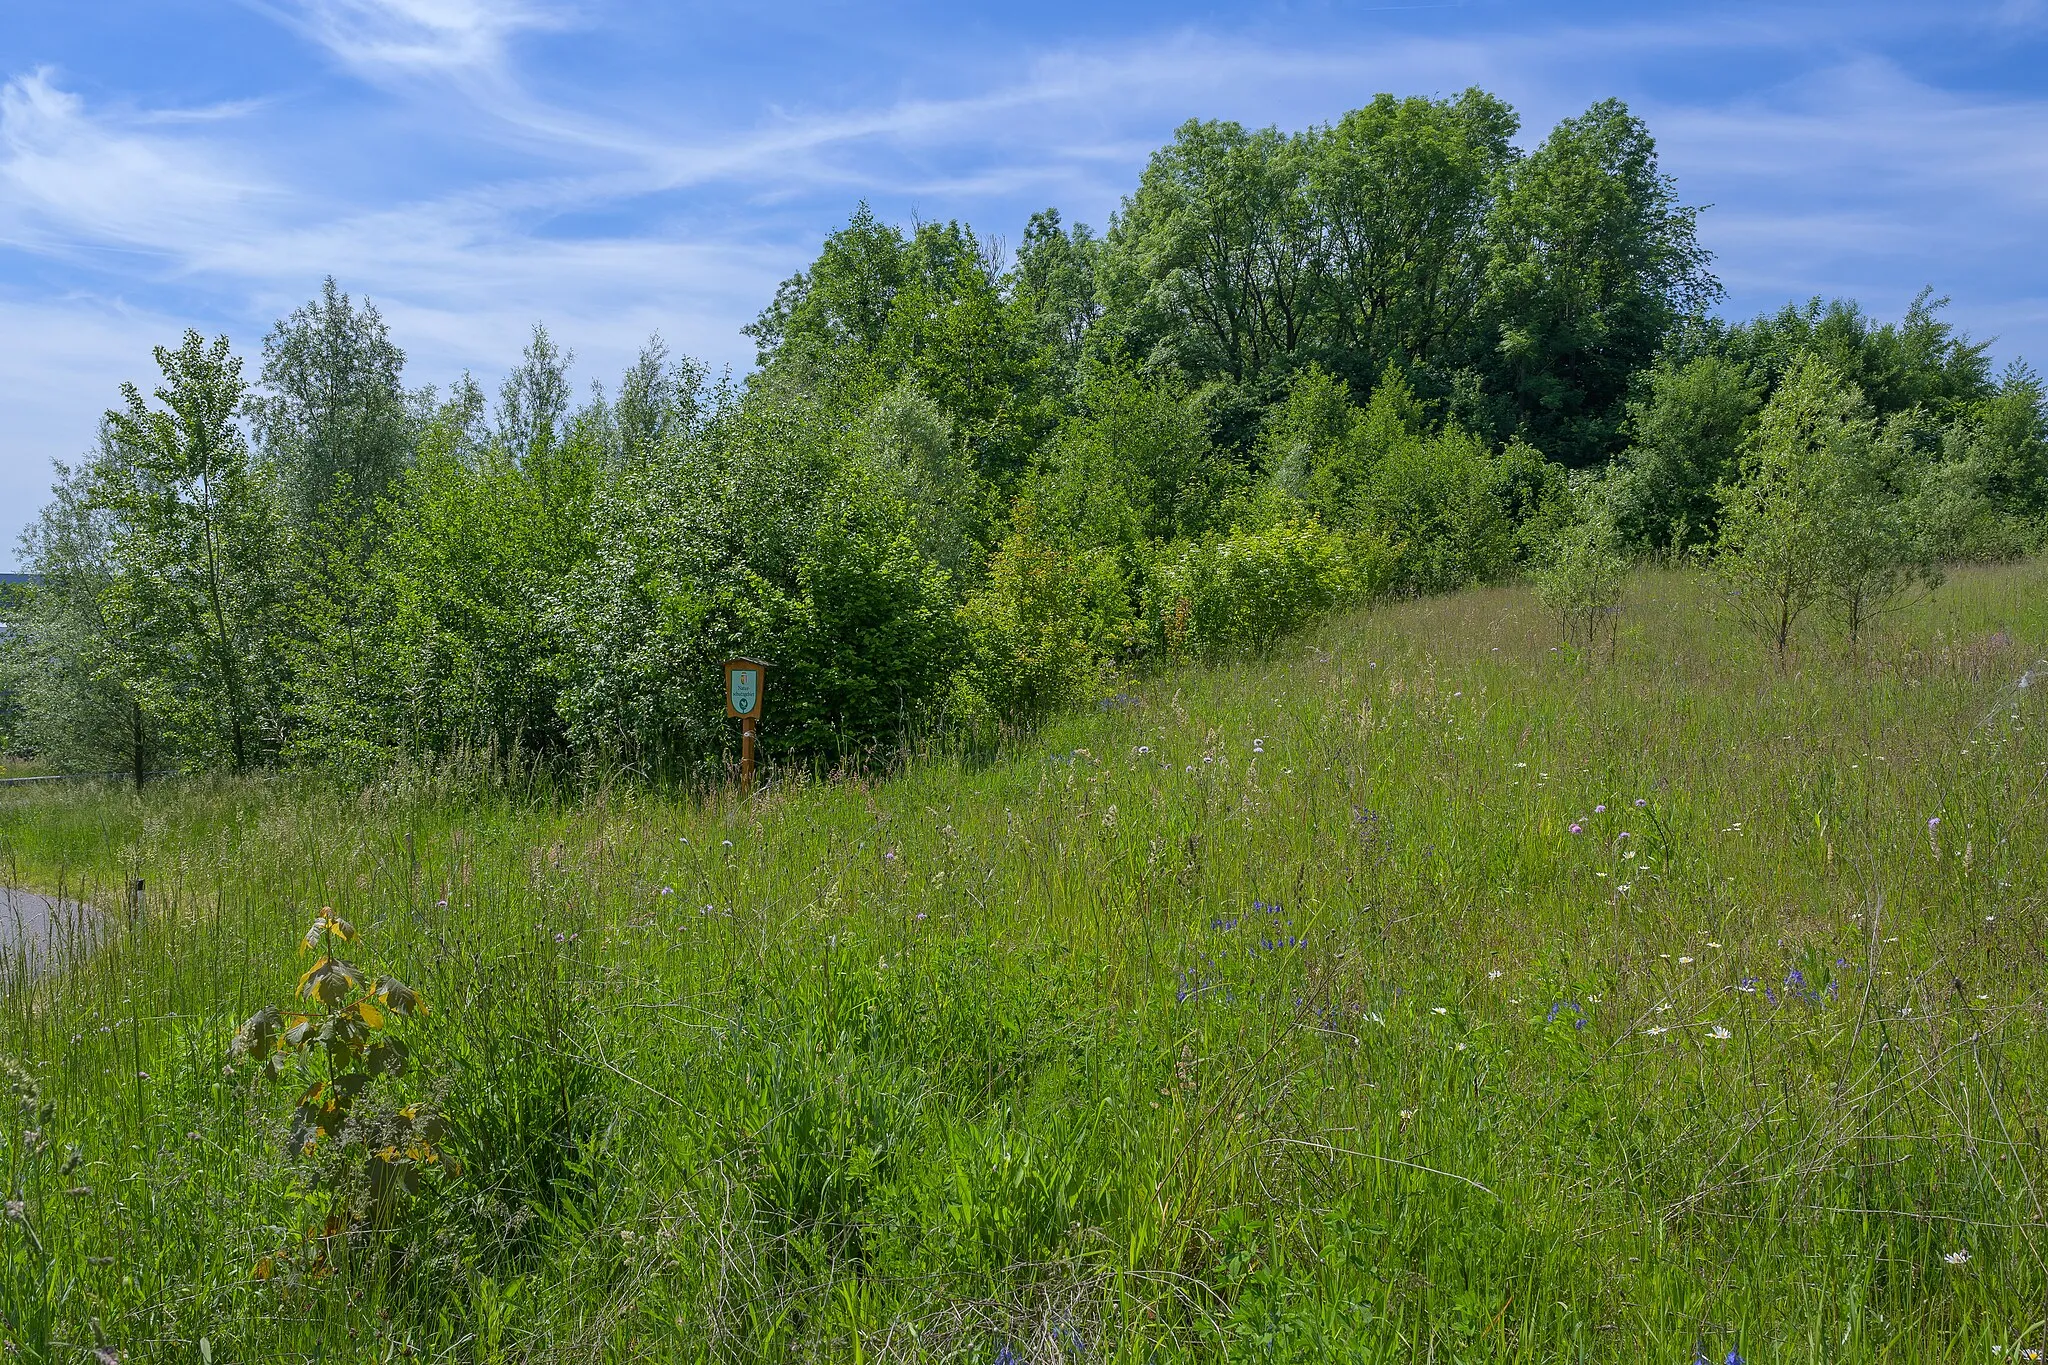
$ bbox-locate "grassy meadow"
[2,562,2046,1363]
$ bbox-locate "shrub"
[230,913,443,1272]
[953,532,1137,730]
[1531,500,1628,655]
[1143,520,1387,663]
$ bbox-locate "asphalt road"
[0,886,100,977]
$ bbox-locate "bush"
[1143,520,1389,663]
[555,390,965,775]
[1531,499,1628,654]
[952,531,1138,731]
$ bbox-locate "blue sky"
[4,1,2047,566]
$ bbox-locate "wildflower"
[1635,798,1647,808]
[1644,1026,1667,1036]
[1943,1249,1970,1265]
[1569,823,1584,835]
[1709,1025,1732,1040]
[721,839,733,847]
[659,887,673,896]
[1785,968,1806,989]
[1708,941,1723,949]
[1928,816,1941,830]
[1137,745,1151,754]
[554,932,566,943]
[1487,969,1502,980]
[1736,977,1758,992]
[435,898,449,908]
[1595,804,1606,813]
[3,1199,22,1219]
[1678,955,1693,964]
[1432,1006,1449,1016]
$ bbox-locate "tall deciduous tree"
[1303,89,1517,394]
[1485,99,1717,466]
[250,277,413,526]
[8,437,155,772]
[1098,120,1318,393]
[1607,354,1761,553]
[96,331,286,768]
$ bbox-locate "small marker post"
[724,658,768,796]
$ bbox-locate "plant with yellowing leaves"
[231,911,448,1274]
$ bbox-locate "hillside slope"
[2,563,2045,1362]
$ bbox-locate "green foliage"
[1715,289,1994,422]
[1303,90,1519,395]
[1143,520,1386,662]
[9,91,2030,787]
[231,913,442,1265]
[1028,361,1234,546]
[1361,425,1558,594]
[1097,118,1318,392]
[747,208,1059,488]
[1715,354,1943,654]
[1483,98,1719,466]
[1531,488,1628,653]
[1261,364,1374,525]
[556,386,965,774]
[953,527,1136,730]
[1715,356,1865,654]
[286,363,597,770]
[7,458,153,772]
[4,562,2045,1358]
[250,276,415,528]
[93,331,289,770]
[1608,353,1762,553]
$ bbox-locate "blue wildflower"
[1786,968,1806,989]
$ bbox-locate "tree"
[1715,356,1870,657]
[1964,361,2048,520]
[1096,119,1318,392]
[614,335,707,466]
[250,277,414,526]
[1263,364,1367,525]
[1532,482,1628,655]
[1607,354,1760,554]
[1302,89,1517,395]
[1718,291,1992,423]
[8,441,157,773]
[1011,208,1101,364]
[94,331,286,769]
[1484,99,1718,465]
[1029,362,1227,546]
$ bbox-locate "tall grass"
[1,563,2045,1362]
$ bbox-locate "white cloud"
[261,0,570,75]
[0,69,284,260]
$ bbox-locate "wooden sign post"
[724,658,768,795]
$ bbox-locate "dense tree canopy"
[6,87,2042,777]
